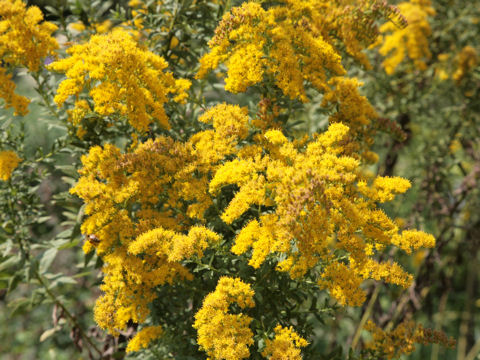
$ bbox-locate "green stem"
[32,72,62,121]
[35,272,103,356]
[350,284,380,353]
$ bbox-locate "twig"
[350,284,381,352]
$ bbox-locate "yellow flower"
[391,230,435,255]
[0,0,58,115]
[49,28,190,132]
[262,325,308,360]
[199,1,403,101]
[264,129,287,146]
[322,77,378,161]
[364,320,456,359]
[0,0,58,71]
[70,131,227,335]
[194,277,255,360]
[128,0,144,8]
[211,120,434,305]
[453,46,478,83]
[378,0,435,74]
[94,19,112,34]
[0,67,30,116]
[169,36,179,49]
[0,150,21,181]
[69,21,86,32]
[197,1,346,102]
[126,326,163,353]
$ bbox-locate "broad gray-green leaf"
[0,255,20,272]
[39,248,58,274]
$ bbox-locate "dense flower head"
[126,326,163,353]
[0,0,58,115]
[378,0,435,74]
[70,103,254,338]
[193,277,255,360]
[0,0,58,71]
[198,0,403,102]
[49,28,191,132]
[197,1,391,164]
[70,106,250,343]
[73,102,436,334]
[0,67,30,116]
[210,120,435,306]
[262,325,308,360]
[197,1,346,102]
[322,76,379,160]
[71,137,222,336]
[71,106,250,251]
[0,150,21,181]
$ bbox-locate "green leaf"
[55,165,78,177]
[7,272,22,294]
[58,239,80,250]
[83,249,96,267]
[73,270,92,278]
[0,255,20,272]
[61,176,77,186]
[8,297,30,317]
[37,216,52,224]
[56,228,73,239]
[25,259,38,283]
[50,276,77,288]
[39,248,58,274]
[61,211,78,221]
[45,5,60,15]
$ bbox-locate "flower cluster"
[321,77,379,161]
[453,46,478,83]
[0,67,30,117]
[262,325,308,360]
[364,320,456,359]
[70,138,222,334]
[0,0,58,115]
[73,99,436,349]
[49,28,190,133]
[125,326,163,353]
[378,0,435,74]
[198,1,404,101]
[0,150,21,181]
[210,119,434,305]
[75,111,432,350]
[198,1,401,164]
[193,277,255,360]
[70,105,252,337]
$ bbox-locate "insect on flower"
[85,234,100,246]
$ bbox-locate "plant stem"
[35,272,103,356]
[350,283,380,353]
[32,72,62,121]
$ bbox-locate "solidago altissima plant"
[1,0,468,358]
